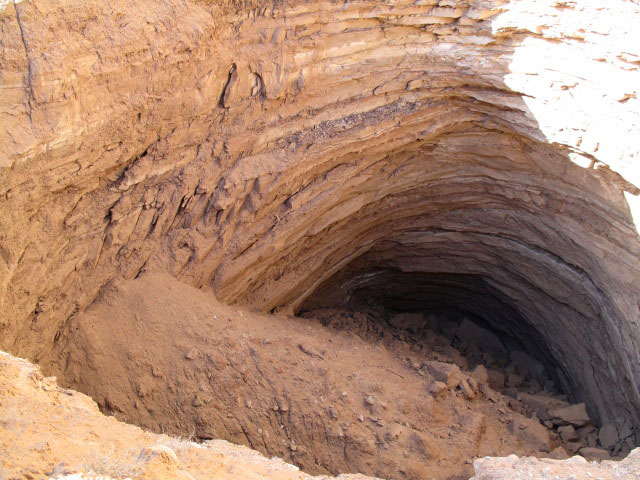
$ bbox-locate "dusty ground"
[38,273,612,480]
[0,350,372,480]
[3,349,639,480]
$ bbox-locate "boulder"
[424,361,463,389]
[619,421,633,441]
[547,446,569,460]
[442,346,469,370]
[470,365,489,384]
[579,447,611,461]
[509,417,552,452]
[517,392,569,421]
[550,403,590,427]
[479,382,499,403]
[510,350,547,384]
[577,425,598,447]
[487,369,505,391]
[557,425,577,442]
[440,320,460,341]
[506,373,523,388]
[455,319,508,360]
[389,312,426,334]
[565,441,583,455]
[598,424,619,450]
[429,381,448,398]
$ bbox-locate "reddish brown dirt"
[0,351,372,480]
[46,273,570,480]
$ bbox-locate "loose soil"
[42,273,590,480]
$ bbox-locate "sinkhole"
[1,0,639,478]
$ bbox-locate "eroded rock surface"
[472,450,640,480]
[1,0,639,432]
[0,0,639,470]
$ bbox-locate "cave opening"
[301,269,558,377]
[35,137,640,479]
[299,266,567,397]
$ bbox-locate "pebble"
[184,348,199,360]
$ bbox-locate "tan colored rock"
[472,448,640,479]
[487,370,505,391]
[508,417,552,452]
[547,446,569,460]
[557,425,577,442]
[598,424,619,450]
[459,378,476,400]
[579,447,611,461]
[551,403,591,428]
[517,392,569,421]
[429,381,448,398]
[470,365,489,384]
[424,361,463,389]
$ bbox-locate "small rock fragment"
[547,446,569,459]
[184,348,199,360]
[298,344,324,359]
[429,381,448,398]
[139,444,179,465]
[459,378,475,400]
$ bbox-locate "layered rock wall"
[1,0,639,432]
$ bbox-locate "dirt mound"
[0,351,372,480]
[46,273,580,480]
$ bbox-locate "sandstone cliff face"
[1,0,639,436]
